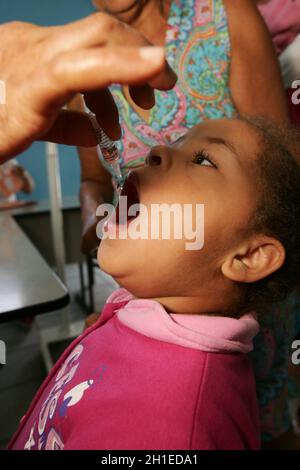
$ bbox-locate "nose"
[147,154,161,166]
[146,145,172,170]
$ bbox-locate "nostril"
[148,155,162,166]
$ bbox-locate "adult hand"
[79,179,113,255]
[0,13,177,163]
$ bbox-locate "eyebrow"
[204,136,240,159]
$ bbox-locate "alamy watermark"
[291,340,300,366]
[96,197,205,251]
[291,80,300,105]
[0,340,6,365]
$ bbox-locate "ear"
[221,236,285,283]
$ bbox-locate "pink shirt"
[259,0,300,53]
[9,289,260,450]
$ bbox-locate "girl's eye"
[192,151,217,168]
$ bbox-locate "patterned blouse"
[103,0,236,178]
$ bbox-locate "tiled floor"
[0,263,117,448]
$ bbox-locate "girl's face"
[98,119,261,300]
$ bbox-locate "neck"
[151,283,245,319]
[120,1,171,45]
[152,297,240,319]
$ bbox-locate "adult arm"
[67,94,113,254]
[0,13,176,163]
[225,0,289,122]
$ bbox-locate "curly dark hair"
[238,117,300,315]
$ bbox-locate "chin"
[98,240,120,277]
[98,169,142,270]
[98,242,148,297]
[97,239,136,286]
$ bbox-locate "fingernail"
[139,47,165,62]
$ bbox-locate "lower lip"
[103,215,137,236]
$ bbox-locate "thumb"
[40,109,97,147]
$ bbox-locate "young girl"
[76,0,287,253]
[8,117,300,449]
[71,0,292,445]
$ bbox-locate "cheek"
[203,185,255,246]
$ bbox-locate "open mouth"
[115,172,140,225]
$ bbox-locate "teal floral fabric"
[105,0,235,175]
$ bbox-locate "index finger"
[53,13,177,92]
[83,89,121,140]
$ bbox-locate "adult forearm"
[79,179,113,254]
